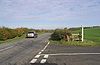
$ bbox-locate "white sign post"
[81,25,84,42]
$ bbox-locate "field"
[84,28,100,45]
[72,27,100,46]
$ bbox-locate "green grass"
[84,28,100,43]
[50,40,96,47]
[0,34,26,44]
[72,28,100,46]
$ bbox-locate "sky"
[0,0,100,29]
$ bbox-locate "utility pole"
[81,25,84,42]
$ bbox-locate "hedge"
[0,27,28,41]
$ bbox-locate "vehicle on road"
[26,32,38,38]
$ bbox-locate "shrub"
[50,28,72,41]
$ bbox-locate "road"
[0,33,100,65]
[30,40,100,65]
[0,33,51,65]
[40,44,100,65]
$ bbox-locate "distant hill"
[69,26,100,31]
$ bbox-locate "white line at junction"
[30,41,50,64]
[30,59,37,63]
[40,59,47,63]
[44,55,49,58]
[41,53,100,56]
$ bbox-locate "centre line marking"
[42,41,50,51]
[40,59,47,63]
[38,52,42,55]
[41,50,44,52]
[0,46,14,52]
[39,41,50,54]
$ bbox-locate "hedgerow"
[0,27,28,41]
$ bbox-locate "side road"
[41,43,100,65]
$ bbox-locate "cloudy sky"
[0,0,100,29]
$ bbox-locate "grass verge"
[50,40,98,47]
[0,34,26,44]
[0,32,45,45]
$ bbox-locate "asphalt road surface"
[40,44,100,65]
[0,33,51,65]
[30,41,100,65]
[0,33,100,65]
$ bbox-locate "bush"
[51,32,62,40]
[50,28,72,41]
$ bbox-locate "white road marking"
[41,50,44,52]
[30,41,50,64]
[44,55,49,58]
[40,59,47,63]
[34,55,40,58]
[38,52,42,55]
[0,46,14,52]
[30,59,37,63]
[41,41,50,53]
[38,41,50,55]
[41,53,100,56]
